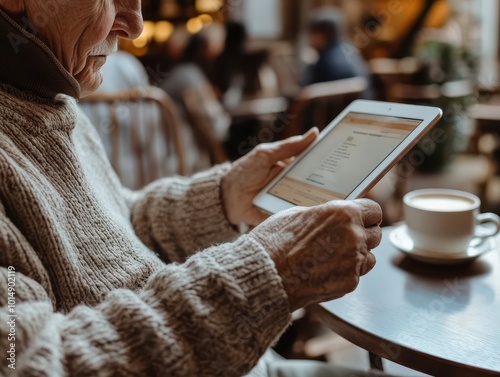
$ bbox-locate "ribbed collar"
[0,8,80,100]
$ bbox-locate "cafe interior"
[80,0,500,375]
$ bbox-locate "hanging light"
[160,0,180,18]
[195,0,224,13]
[133,21,155,48]
[197,14,213,25]
[186,17,204,34]
[154,21,175,43]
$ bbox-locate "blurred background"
[81,0,500,221]
[77,1,500,374]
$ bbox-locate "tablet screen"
[268,112,423,206]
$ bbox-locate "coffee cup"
[403,189,500,254]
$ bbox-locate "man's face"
[309,30,328,51]
[25,0,143,97]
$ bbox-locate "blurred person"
[166,27,190,58]
[209,21,274,160]
[163,23,226,96]
[162,26,190,73]
[161,23,231,169]
[302,6,371,87]
[211,20,249,107]
[211,21,272,108]
[0,1,402,376]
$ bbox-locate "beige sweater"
[0,9,290,377]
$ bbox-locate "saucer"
[389,224,497,265]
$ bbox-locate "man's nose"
[112,1,144,40]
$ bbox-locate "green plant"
[412,40,477,172]
[416,40,477,85]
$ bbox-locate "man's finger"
[365,226,382,250]
[360,252,376,276]
[355,198,383,227]
[268,127,319,162]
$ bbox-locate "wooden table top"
[310,226,500,377]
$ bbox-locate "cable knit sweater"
[0,9,290,377]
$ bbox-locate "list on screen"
[269,112,422,206]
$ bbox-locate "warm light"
[133,21,155,47]
[160,0,180,18]
[143,21,155,40]
[134,46,148,57]
[143,21,156,39]
[118,39,148,57]
[132,33,148,48]
[197,14,213,25]
[195,0,223,13]
[186,17,203,34]
[154,21,174,43]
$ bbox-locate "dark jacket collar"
[0,8,80,100]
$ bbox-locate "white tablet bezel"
[253,99,443,214]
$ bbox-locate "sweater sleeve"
[127,163,241,263]
[0,235,291,377]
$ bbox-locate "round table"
[309,226,500,377]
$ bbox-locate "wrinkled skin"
[0,0,143,97]
[221,128,319,227]
[250,199,381,311]
[222,128,382,310]
[1,0,384,311]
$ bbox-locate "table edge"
[309,303,500,377]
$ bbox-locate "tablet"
[253,99,443,214]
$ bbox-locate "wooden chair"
[389,82,441,104]
[281,76,369,139]
[182,85,229,165]
[79,86,187,189]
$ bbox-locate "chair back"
[79,86,187,189]
[282,76,369,138]
[368,57,419,101]
[389,82,441,105]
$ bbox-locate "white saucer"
[389,224,497,265]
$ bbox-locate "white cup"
[403,189,500,254]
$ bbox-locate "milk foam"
[409,194,475,211]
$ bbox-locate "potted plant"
[411,39,477,172]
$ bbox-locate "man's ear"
[0,0,26,14]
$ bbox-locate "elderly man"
[0,1,389,376]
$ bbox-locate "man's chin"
[90,55,108,65]
[77,71,104,99]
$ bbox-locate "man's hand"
[249,199,382,311]
[221,128,319,227]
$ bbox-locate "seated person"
[211,21,271,108]
[302,6,371,87]
[161,24,231,168]
[0,1,399,376]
